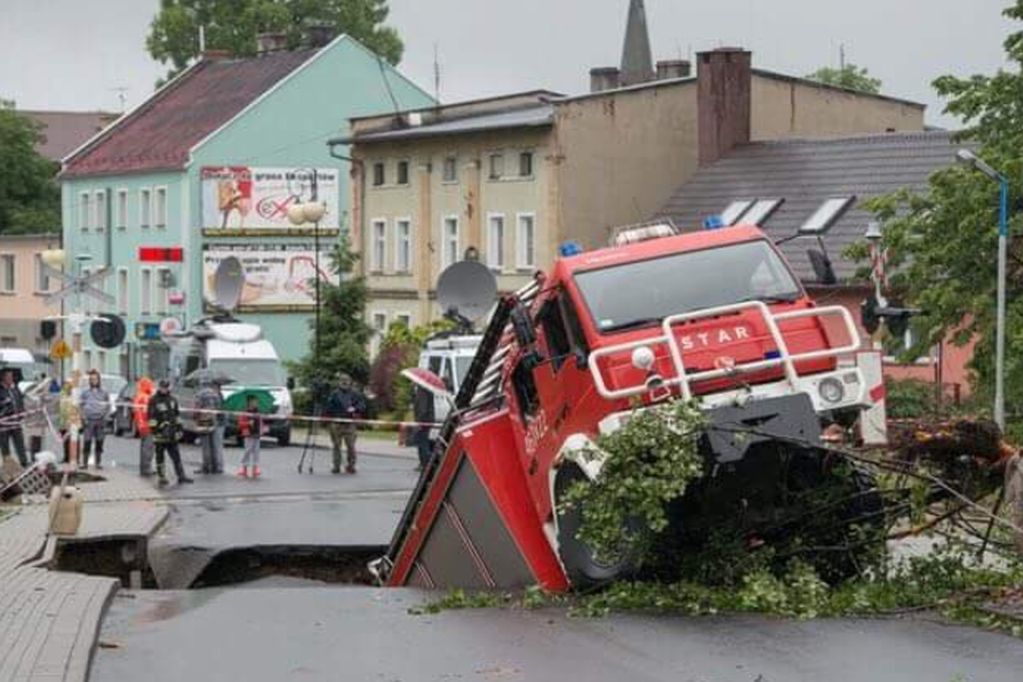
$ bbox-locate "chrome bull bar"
[589,301,862,402]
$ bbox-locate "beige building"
[335,47,925,335]
[0,233,62,356]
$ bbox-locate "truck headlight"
[631,346,655,371]
[818,377,845,405]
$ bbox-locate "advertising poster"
[200,166,340,231]
[203,244,332,311]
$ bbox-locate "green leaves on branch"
[0,101,59,235]
[558,400,706,565]
[805,63,882,94]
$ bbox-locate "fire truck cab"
[378,222,869,592]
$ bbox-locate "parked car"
[112,382,138,437]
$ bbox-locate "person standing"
[0,368,29,467]
[147,379,193,487]
[133,377,155,476]
[79,370,110,469]
[211,383,226,475]
[57,380,82,465]
[325,373,367,474]
[411,385,435,470]
[194,378,221,475]
[236,394,264,478]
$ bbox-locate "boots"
[236,466,248,478]
[157,464,168,487]
[252,466,261,478]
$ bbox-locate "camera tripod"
[297,401,323,474]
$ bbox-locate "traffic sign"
[50,339,72,361]
[42,265,114,308]
[91,314,127,349]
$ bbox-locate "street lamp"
[956,148,1009,430]
[287,186,327,360]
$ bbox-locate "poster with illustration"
[200,166,340,230]
[203,244,332,311]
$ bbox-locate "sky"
[0,0,1016,128]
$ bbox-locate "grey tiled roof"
[658,131,965,283]
[342,105,554,144]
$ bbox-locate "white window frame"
[488,152,505,180]
[116,189,128,230]
[156,267,171,314]
[396,160,411,186]
[516,212,536,270]
[83,350,93,372]
[79,192,91,231]
[154,186,168,228]
[372,162,386,187]
[94,190,107,232]
[140,267,152,315]
[370,218,387,273]
[117,267,129,315]
[394,312,412,329]
[370,311,388,357]
[140,188,152,229]
[486,213,506,271]
[34,254,49,293]
[97,350,107,373]
[442,156,458,184]
[0,253,15,293]
[441,215,460,270]
[882,327,937,366]
[518,150,534,178]
[394,217,412,273]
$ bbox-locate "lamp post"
[287,174,327,360]
[956,149,1009,430]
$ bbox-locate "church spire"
[620,0,654,86]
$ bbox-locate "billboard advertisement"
[200,166,340,231]
[203,244,332,311]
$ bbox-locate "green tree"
[805,64,882,94]
[0,101,60,234]
[288,238,373,400]
[147,0,403,81]
[849,1,1023,418]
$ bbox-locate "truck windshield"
[574,240,802,334]
[209,359,284,386]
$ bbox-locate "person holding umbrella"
[0,368,28,467]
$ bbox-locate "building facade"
[0,233,62,357]
[341,48,925,337]
[60,34,433,378]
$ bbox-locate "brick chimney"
[256,32,288,55]
[697,48,752,166]
[590,67,621,93]
[656,59,691,80]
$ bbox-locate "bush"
[885,378,941,419]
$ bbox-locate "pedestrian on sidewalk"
[147,379,193,487]
[325,373,366,475]
[194,378,223,474]
[0,368,29,467]
[57,380,82,465]
[411,385,435,470]
[79,370,110,469]
[236,395,264,478]
[211,383,226,474]
[133,377,155,476]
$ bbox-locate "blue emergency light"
[703,215,725,230]
[559,241,583,257]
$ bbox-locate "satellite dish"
[212,256,245,312]
[436,260,497,324]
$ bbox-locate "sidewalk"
[0,467,167,682]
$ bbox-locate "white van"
[417,334,481,423]
[0,348,48,392]
[168,322,293,445]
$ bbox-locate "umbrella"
[401,367,453,402]
[183,368,235,388]
[223,388,275,414]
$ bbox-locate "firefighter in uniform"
[147,380,193,487]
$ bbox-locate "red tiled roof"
[62,49,318,178]
[19,110,118,162]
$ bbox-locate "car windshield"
[209,359,284,387]
[455,356,473,385]
[574,240,802,334]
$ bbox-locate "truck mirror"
[807,249,837,286]
[510,304,537,349]
[574,349,588,370]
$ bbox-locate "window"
[116,190,128,229]
[395,313,412,328]
[489,153,504,180]
[79,192,91,230]
[742,198,784,226]
[519,151,534,177]
[117,268,128,315]
[98,350,107,373]
[370,219,386,272]
[140,189,151,228]
[83,350,92,372]
[442,216,460,270]
[884,325,935,365]
[119,352,129,377]
[516,213,536,269]
[155,187,167,228]
[538,297,572,372]
[141,268,152,315]
[442,156,458,183]
[396,161,409,185]
[395,219,412,273]
[81,267,92,313]
[800,196,855,234]
[157,267,170,313]
[720,200,754,226]
[0,254,14,292]
[487,214,505,270]
[34,254,49,292]
[370,311,387,357]
[511,359,539,418]
[94,190,107,231]
[372,162,385,187]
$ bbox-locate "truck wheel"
[554,464,642,587]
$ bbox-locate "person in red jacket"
[133,377,155,476]
[236,395,265,478]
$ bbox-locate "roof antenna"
[433,42,441,104]
[109,87,128,113]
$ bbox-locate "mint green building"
[60,35,433,378]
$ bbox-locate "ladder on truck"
[375,276,542,583]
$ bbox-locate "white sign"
[200,166,340,230]
[203,245,332,311]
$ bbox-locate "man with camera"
[324,373,367,475]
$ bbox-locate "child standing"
[237,395,264,478]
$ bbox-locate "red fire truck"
[375,222,876,592]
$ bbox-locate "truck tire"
[554,464,642,587]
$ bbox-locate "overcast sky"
[1,0,1015,128]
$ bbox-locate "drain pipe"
[328,143,364,266]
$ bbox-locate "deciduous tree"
[806,64,882,94]
[0,101,60,234]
